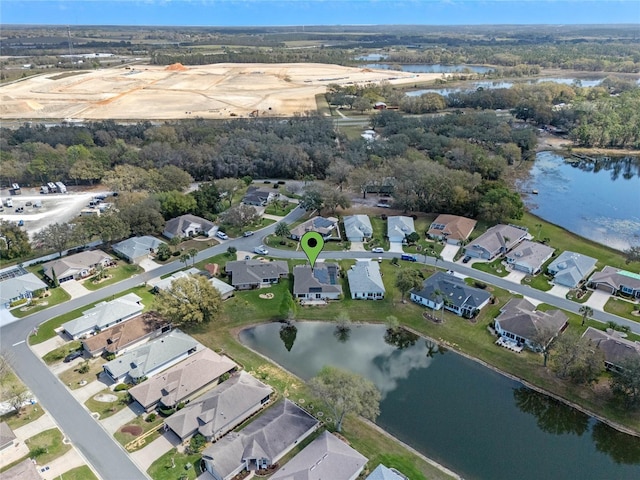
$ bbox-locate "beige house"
[42,250,113,283]
[428,214,477,245]
[464,224,528,260]
[505,240,555,274]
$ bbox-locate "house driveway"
[0,436,29,467]
[440,244,460,262]
[31,334,67,358]
[14,412,56,440]
[38,447,86,480]
[131,430,182,471]
[547,284,571,299]
[60,280,91,299]
[139,258,161,272]
[585,289,611,311]
[504,270,527,284]
[350,241,366,252]
[102,403,144,435]
[388,242,404,253]
[70,373,112,404]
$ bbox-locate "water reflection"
[278,322,297,352]
[513,387,589,436]
[383,327,418,350]
[592,422,640,465]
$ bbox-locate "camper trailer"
[40,185,49,194]
[55,182,67,194]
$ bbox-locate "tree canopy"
[154,275,222,326]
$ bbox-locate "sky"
[1,0,639,26]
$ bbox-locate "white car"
[216,231,229,240]
[371,247,385,253]
[254,245,269,255]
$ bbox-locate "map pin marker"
[301,231,324,270]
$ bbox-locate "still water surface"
[240,322,640,480]
[520,152,640,251]
[363,63,494,73]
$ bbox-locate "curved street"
[1,204,636,480]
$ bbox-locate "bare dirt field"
[0,62,444,120]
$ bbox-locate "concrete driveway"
[39,447,86,480]
[102,403,144,435]
[139,258,161,272]
[585,289,612,311]
[14,412,55,440]
[60,280,91,299]
[548,284,571,299]
[440,244,460,262]
[388,242,404,253]
[350,241,366,252]
[31,335,67,358]
[131,430,182,470]
[504,270,527,283]
[70,373,112,404]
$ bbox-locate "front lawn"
[472,258,509,277]
[147,449,202,480]
[0,404,44,430]
[83,264,142,291]
[115,413,164,450]
[42,341,82,365]
[25,428,71,465]
[604,297,640,322]
[523,273,553,291]
[11,287,71,319]
[264,201,297,216]
[264,234,299,251]
[84,389,131,419]
[222,218,276,239]
[58,357,105,389]
[59,466,99,480]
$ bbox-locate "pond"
[519,152,640,251]
[363,63,494,73]
[239,322,640,480]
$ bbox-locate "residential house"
[0,422,16,452]
[42,250,113,283]
[505,240,555,275]
[242,186,278,207]
[293,264,342,301]
[81,312,170,357]
[270,430,368,480]
[290,217,339,241]
[1,458,41,480]
[347,260,385,300]
[387,216,415,244]
[427,214,477,245]
[0,272,47,310]
[225,260,289,290]
[589,266,640,298]
[102,329,200,383]
[62,293,143,340]
[149,268,235,299]
[547,251,597,288]
[582,327,640,371]
[343,215,373,242]
[164,371,272,442]
[129,348,238,412]
[163,214,218,239]
[494,298,568,351]
[201,399,319,480]
[112,236,167,264]
[366,464,408,480]
[463,224,528,260]
[410,272,491,318]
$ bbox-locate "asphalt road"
[1,204,635,480]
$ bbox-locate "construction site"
[0,62,444,120]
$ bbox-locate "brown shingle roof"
[81,312,165,356]
[428,214,477,242]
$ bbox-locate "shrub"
[391,257,399,265]
[146,413,157,422]
[103,352,116,361]
[474,281,487,289]
[10,298,28,308]
[277,180,286,185]
[114,383,130,391]
[219,372,230,383]
[172,251,181,257]
[159,407,175,416]
[176,402,186,410]
[31,446,47,457]
[189,433,207,453]
[78,362,90,374]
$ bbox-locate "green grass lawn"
[566,289,592,304]
[59,465,99,480]
[11,287,71,319]
[147,448,202,480]
[0,404,44,430]
[58,357,105,389]
[264,234,299,251]
[83,264,142,291]
[472,257,509,277]
[84,389,130,419]
[222,217,276,239]
[264,201,297,216]
[524,273,553,291]
[42,341,82,365]
[25,428,71,465]
[193,253,233,271]
[115,414,164,450]
[604,297,640,322]
[29,286,155,345]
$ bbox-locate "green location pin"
[301,231,324,270]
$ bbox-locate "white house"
[505,240,555,275]
[344,215,373,242]
[112,236,167,264]
[163,214,218,239]
[347,260,385,300]
[410,272,491,318]
[0,272,47,310]
[547,251,597,288]
[387,216,415,244]
[463,224,528,260]
[293,264,343,301]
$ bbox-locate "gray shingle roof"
[548,251,597,287]
[366,464,407,480]
[465,224,527,257]
[495,298,567,342]
[347,260,385,296]
[129,348,237,410]
[506,240,555,271]
[293,264,342,296]
[225,260,289,287]
[270,430,368,480]
[165,371,272,440]
[0,272,47,305]
[42,250,113,280]
[62,293,143,338]
[103,329,200,381]
[582,327,640,368]
[202,399,319,480]
[590,266,640,292]
[163,214,216,238]
[344,215,373,240]
[0,422,16,448]
[112,236,167,261]
[387,216,415,240]
[411,272,490,310]
[290,216,338,239]
[1,458,41,480]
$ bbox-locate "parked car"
[243,231,254,237]
[400,254,417,262]
[216,231,229,240]
[462,256,471,264]
[371,247,384,253]
[17,220,24,227]
[64,350,83,363]
[25,201,32,206]
[254,245,269,255]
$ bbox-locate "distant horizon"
[2,1,639,27]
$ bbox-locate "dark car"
[400,254,417,262]
[64,350,83,363]
[462,256,471,264]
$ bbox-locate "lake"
[239,322,640,480]
[363,63,494,74]
[519,152,640,251]
[406,78,604,97]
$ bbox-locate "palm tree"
[579,305,594,326]
[431,288,445,322]
[535,223,543,239]
[275,222,291,245]
[179,253,190,268]
[188,248,199,266]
